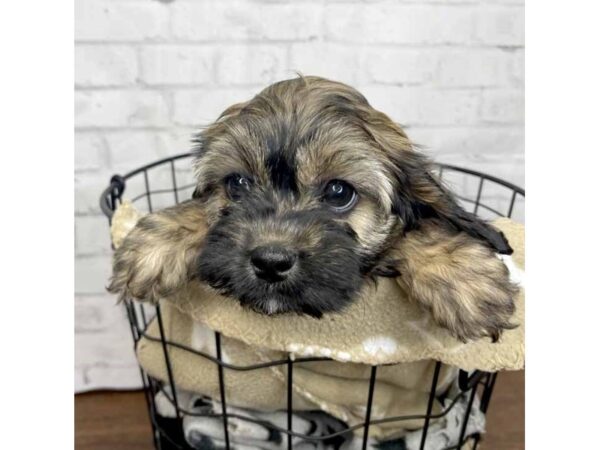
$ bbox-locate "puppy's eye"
[225,174,251,200]
[322,180,358,212]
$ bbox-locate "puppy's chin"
[244,296,323,318]
[254,298,285,316]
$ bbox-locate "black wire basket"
[100,153,524,450]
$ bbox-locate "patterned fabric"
[153,386,484,450]
[184,398,350,450]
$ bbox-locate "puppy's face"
[192,77,510,317]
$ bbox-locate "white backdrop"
[74,0,524,392]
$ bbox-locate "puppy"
[109,76,517,342]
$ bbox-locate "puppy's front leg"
[392,222,518,342]
[108,199,208,303]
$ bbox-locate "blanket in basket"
[111,202,524,444]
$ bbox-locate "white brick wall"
[75,0,524,392]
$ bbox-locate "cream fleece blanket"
[111,201,524,440]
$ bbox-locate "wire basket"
[100,153,525,450]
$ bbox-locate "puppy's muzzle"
[250,245,297,282]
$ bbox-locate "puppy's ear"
[362,113,517,341]
[401,163,513,255]
[390,222,518,342]
[362,113,512,254]
[108,199,208,303]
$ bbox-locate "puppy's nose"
[250,245,297,281]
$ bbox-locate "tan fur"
[108,200,208,303]
[390,221,518,342]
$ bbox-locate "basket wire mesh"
[100,153,524,450]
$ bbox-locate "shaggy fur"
[391,221,517,342]
[109,200,208,303]
[109,76,517,341]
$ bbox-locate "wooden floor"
[75,370,524,449]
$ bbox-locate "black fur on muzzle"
[195,192,365,318]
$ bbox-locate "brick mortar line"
[75,40,524,49]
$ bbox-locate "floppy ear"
[108,199,208,303]
[388,155,518,343]
[400,162,513,255]
[362,114,517,341]
[361,111,512,254]
[389,222,518,342]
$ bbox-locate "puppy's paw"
[394,223,518,342]
[108,200,208,303]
